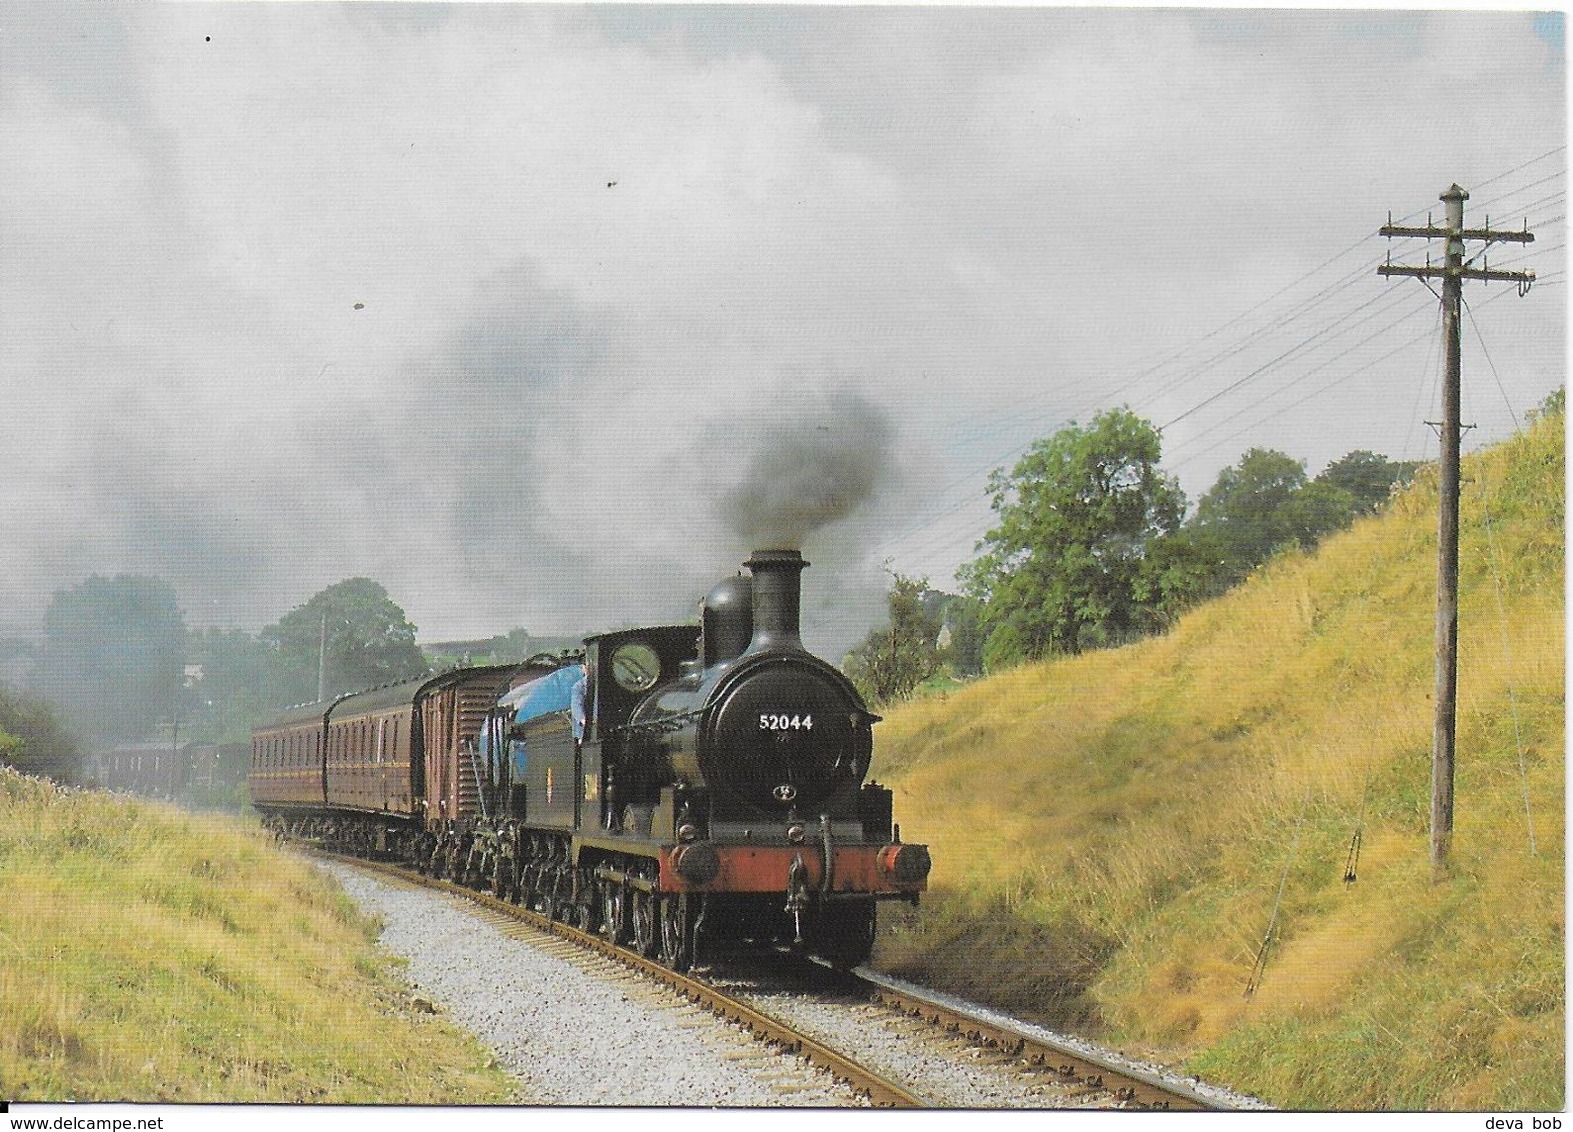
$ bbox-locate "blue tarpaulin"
[475,665,582,780]
[511,665,581,725]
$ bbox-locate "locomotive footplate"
[576,833,930,897]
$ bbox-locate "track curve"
[312,848,1258,1110]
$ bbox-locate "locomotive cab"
[582,625,700,836]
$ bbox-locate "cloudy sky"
[2,3,1564,658]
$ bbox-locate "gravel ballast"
[322,862,861,1106]
[324,860,1266,1110]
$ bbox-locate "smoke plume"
[718,388,894,549]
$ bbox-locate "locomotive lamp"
[878,843,933,886]
[672,842,720,886]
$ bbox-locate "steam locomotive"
[251,549,930,969]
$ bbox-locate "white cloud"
[0,5,1561,660]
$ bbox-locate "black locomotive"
[252,549,930,970]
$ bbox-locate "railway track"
[853,969,1251,1110]
[315,849,1251,1110]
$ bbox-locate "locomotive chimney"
[744,549,807,653]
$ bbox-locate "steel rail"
[852,968,1245,1111]
[311,850,933,1108]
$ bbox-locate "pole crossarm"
[1379,223,1534,243]
[1377,263,1536,285]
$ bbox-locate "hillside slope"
[870,412,1563,1110]
[0,770,518,1102]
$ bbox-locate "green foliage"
[1528,385,1564,422]
[30,575,187,744]
[0,685,82,782]
[961,407,1184,663]
[1315,450,1418,517]
[260,578,428,706]
[1190,447,1316,571]
[1279,479,1356,545]
[1133,522,1233,620]
[844,572,945,706]
[1175,447,1414,601]
[936,593,986,677]
[18,573,444,747]
[181,628,274,744]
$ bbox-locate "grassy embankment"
[871,412,1563,1110]
[0,774,519,1103]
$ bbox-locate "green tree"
[844,572,944,706]
[1143,446,1420,626]
[1528,386,1564,423]
[1189,447,1310,575]
[936,593,987,678]
[182,627,275,743]
[1134,523,1234,624]
[0,684,82,782]
[30,574,187,744]
[1280,479,1357,547]
[960,407,1184,664]
[1314,450,1418,517]
[261,578,428,706]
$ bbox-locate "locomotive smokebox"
[744,549,807,654]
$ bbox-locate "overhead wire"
[914,240,1411,521]
[885,269,1552,576]
[1167,283,1534,474]
[897,178,1540,521]
[1145,170,1562,467]
[938,221,1400,448]
[1157,272,1434,436]
[939,202,1457,458]
[1158,281,1442,461]
[873,156,1564,578]
[1400,301,1446,468]
[1465,144,1566,191]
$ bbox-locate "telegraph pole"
[1378,184,1535,877]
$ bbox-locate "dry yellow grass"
[872,413,1564,1110]
[0,771,520,1103]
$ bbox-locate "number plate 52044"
[759,713,813,731]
